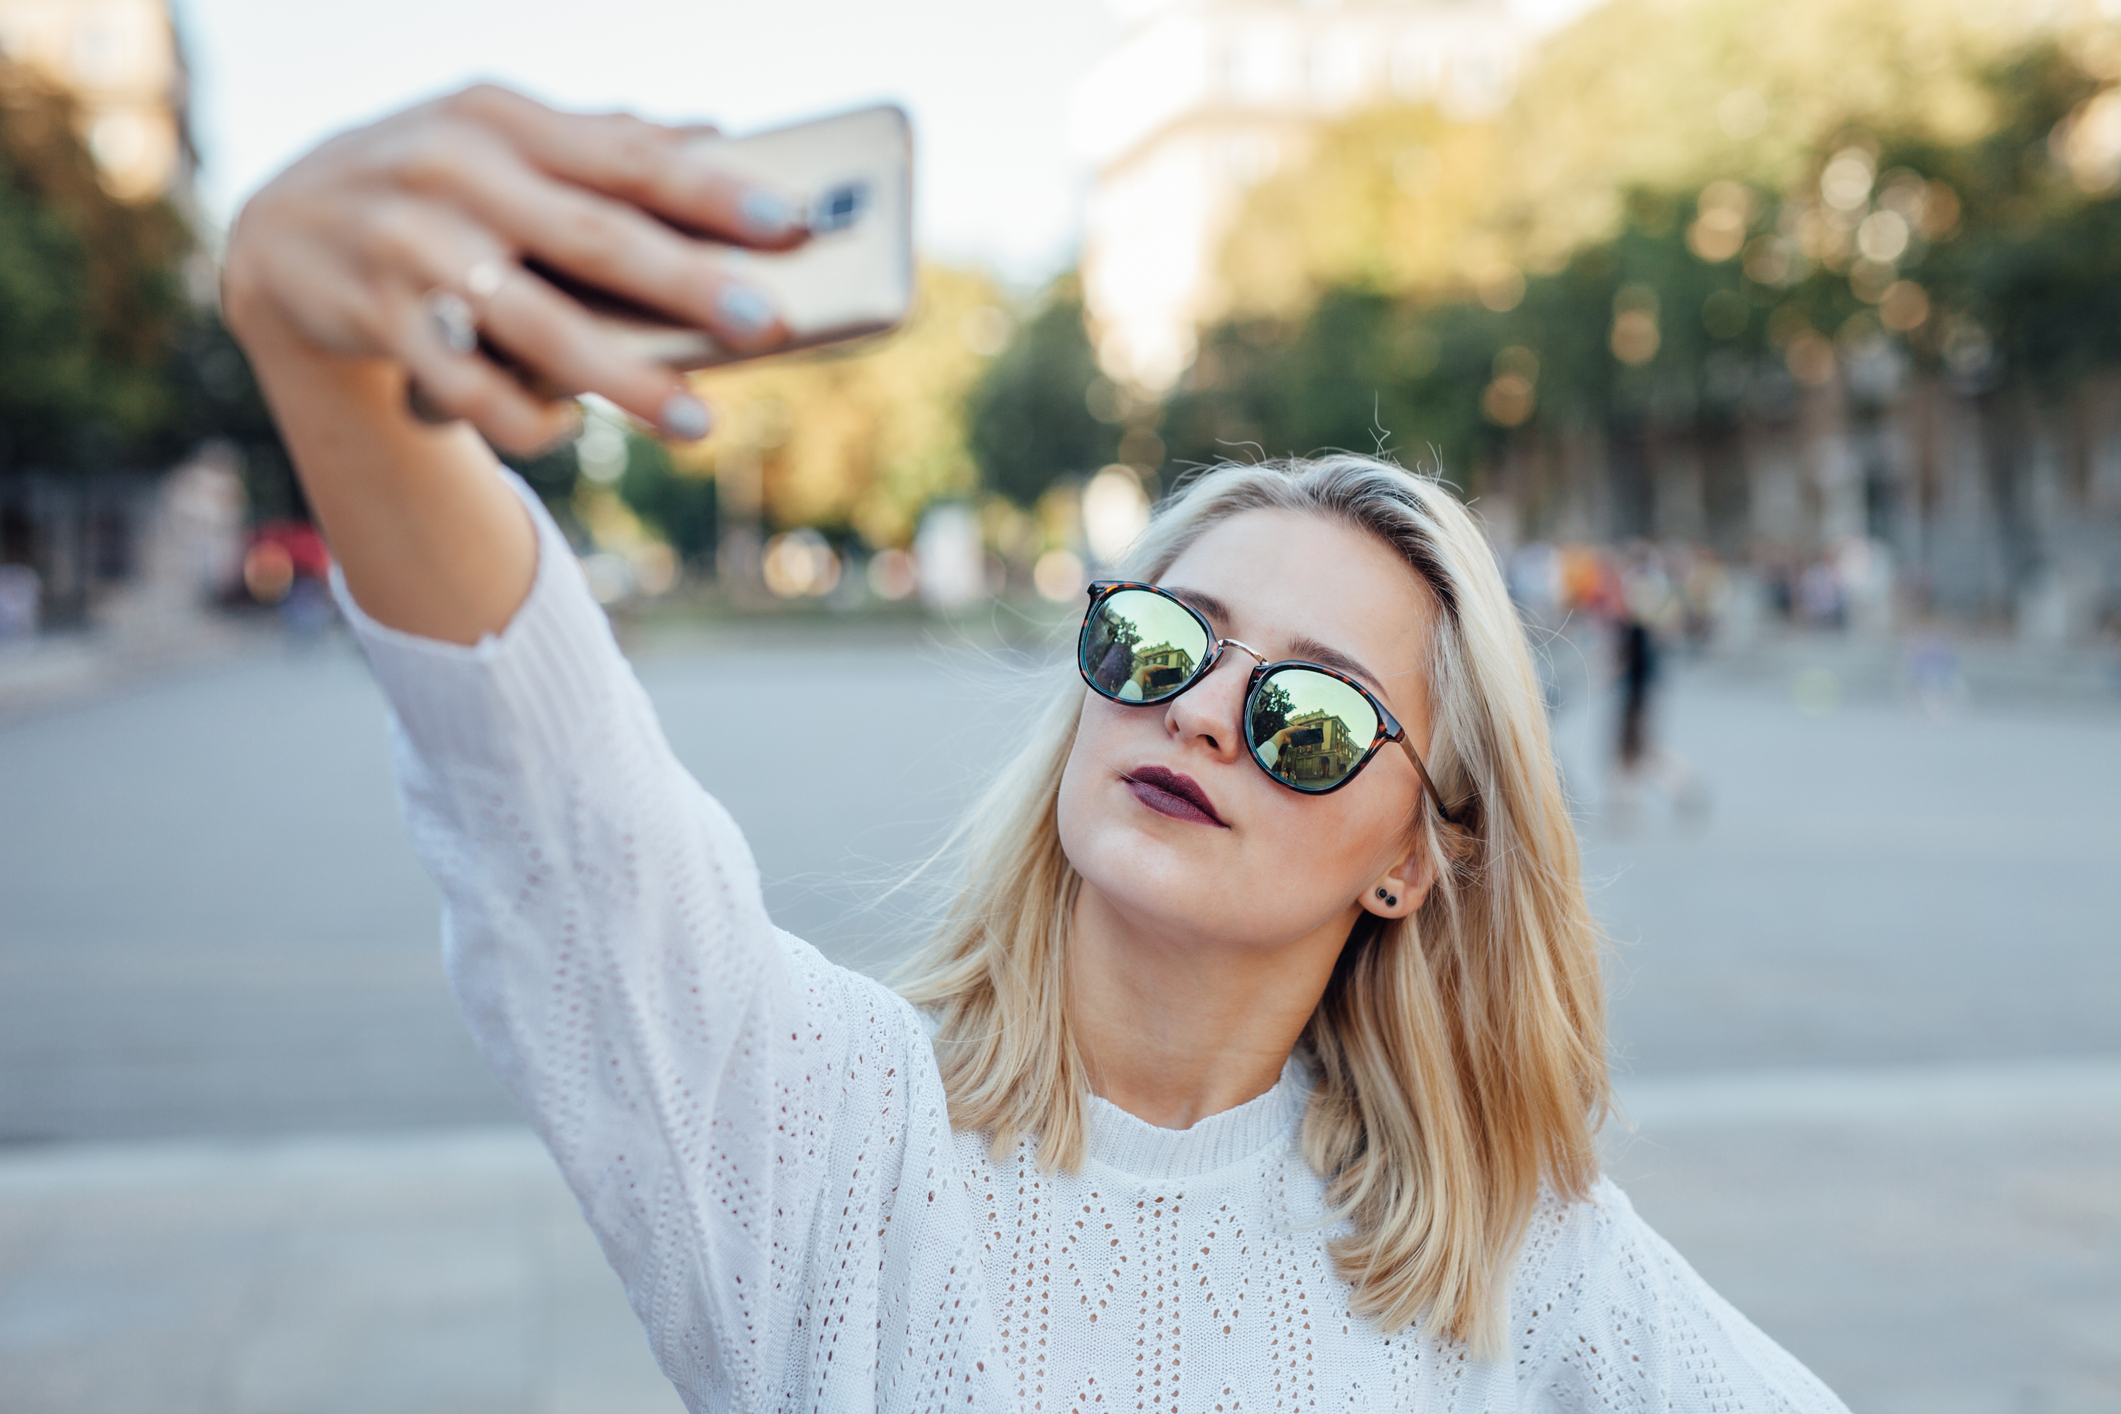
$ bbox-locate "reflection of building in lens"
[1279,708,1360,784]
[1131,641,1197,695]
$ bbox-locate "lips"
[1124,765,1227,827]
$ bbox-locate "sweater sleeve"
[1510,1179,1851,1413]
[334,474,1001,1411]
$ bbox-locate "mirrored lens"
[1247,667,1380,791]
[1080,589,1212,703]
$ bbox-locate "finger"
[389,289,581,454]
[412,140,793,355]
[343,197,714,439]
[475,265,715,439]
[441,85,807,250]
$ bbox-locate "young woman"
[225,86,1847,1412]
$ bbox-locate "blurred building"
[0,0,194,205]
[1073,0,1520,390]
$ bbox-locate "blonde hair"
[897,453,1607,1353]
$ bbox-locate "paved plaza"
[0,620,2116,1411]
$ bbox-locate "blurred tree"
[966,275,1115,506]
[1173,5,2121,573]
[1903,45,2121,385]
[1215,0,2064,325]
[0,63,194,474]
[682,262,1008,548]
[165,313,306,522]
[1250,677,1294,741]
[617,431,717,567]
[498,437,584,541]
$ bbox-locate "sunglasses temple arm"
[1395,735,1457,826]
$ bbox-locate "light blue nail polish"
[717,283,776,335]
[660,392,713,441]
[739,189,798,236]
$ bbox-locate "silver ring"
[424,289,478,357]
[464,259,506,300]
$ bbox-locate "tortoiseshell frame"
[1078,580,1460,823]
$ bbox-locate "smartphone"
[565,104,916,370]
[1286,727,1325,748]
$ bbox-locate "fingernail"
[717,282,777,336]
[659,391,713,441]
[739,188,801,238]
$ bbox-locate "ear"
[1361,841,1438,920]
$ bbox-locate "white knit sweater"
[343,479,1847,1414]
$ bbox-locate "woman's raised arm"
[221,84,802,643]
[222,92,1009,1403]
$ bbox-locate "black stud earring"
[1376,887,1398,908]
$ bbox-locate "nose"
[1163,639,1264,761]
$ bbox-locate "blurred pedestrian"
[1610,544,1708,827]
[1678,545,1729,651]
[1507,539,1567,711]
[2103,598,2121,694]
[278,575,336,644]
[1799,557,1846,629]
[1618,606,1657,766]
[242,520,337,644]
[0,564,38,639]
[1507,539,1563,629]
[219,85,1845,1413]
[1904,629,1960,715]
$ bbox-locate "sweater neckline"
[1082,1057,1312,1180]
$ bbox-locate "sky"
[174,0,1603,286]
[175,0,1124,283]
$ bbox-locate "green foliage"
[1250,677,1293,741]
[499,438,582,531]
[502,429,717,565]
[687,263,1002,547]
[1171,33,2121,509]
[617,434,717,565]
[1217,0,2054,314]
[165,313,305,520]
[966,277,1115,506]
[1898,45,2121,386]
[0,65,195,474]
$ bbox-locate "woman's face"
[1056,508,1439,953]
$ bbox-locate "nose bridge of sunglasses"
[1184,641,1261,702]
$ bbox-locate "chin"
[1062,788,1205,915]
[1080,856,1221,935]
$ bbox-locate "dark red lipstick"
[1124,765,1227,827]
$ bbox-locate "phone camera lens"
[811,181,870,234]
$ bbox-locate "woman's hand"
[224,83,805,451]
[221,85,808,644]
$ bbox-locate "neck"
[1067,885,1356,1130]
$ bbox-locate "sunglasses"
[1078,580,1457,820]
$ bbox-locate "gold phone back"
[598,104,915,370]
